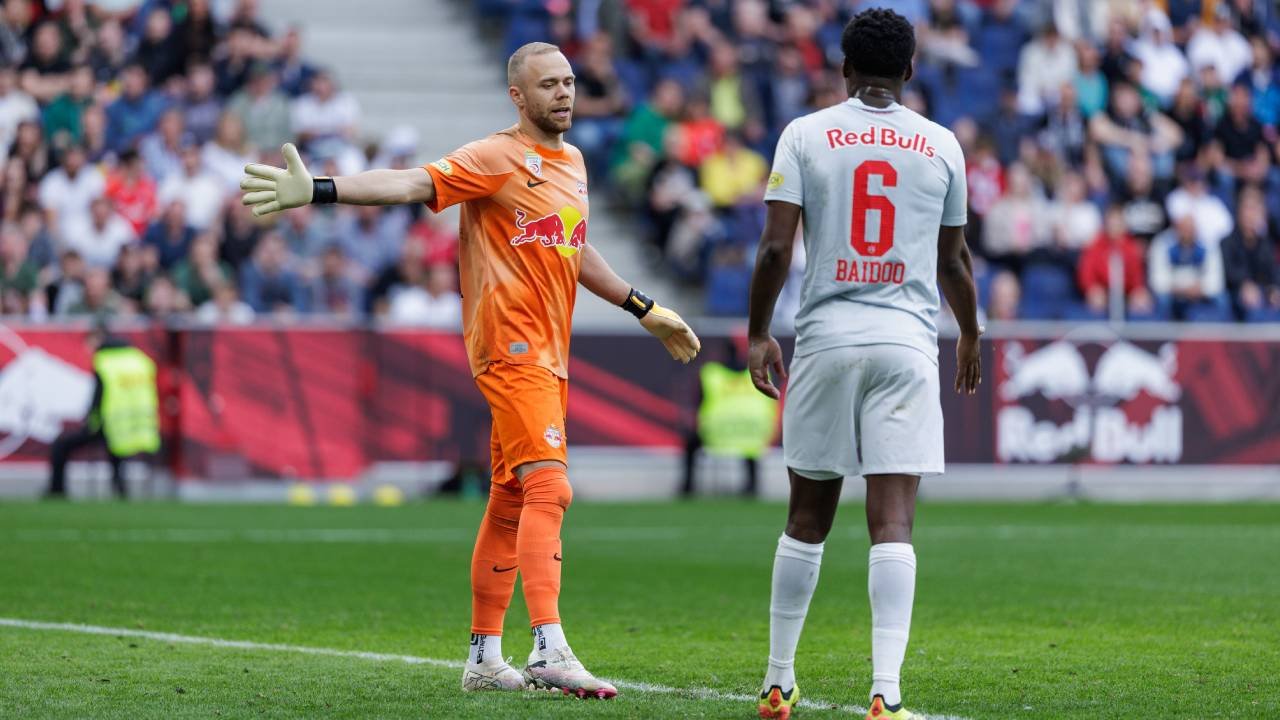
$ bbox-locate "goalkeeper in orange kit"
[240,42,700,698]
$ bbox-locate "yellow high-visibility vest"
[93,346,160,456]
[697,362,778,459]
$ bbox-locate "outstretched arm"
[241,143,436,216]
[746,200,800,399]
[937,224,982,394]
[578,243,701,364]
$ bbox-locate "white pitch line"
[0,617,973,719]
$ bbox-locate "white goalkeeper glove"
[240,143,317,217]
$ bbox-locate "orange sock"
[470,480,523,636]
[517,466,572,628]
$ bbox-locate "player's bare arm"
[937,225,982,395]
[578,243,701,364]
[746,200,801,399]
[240,142,436,216]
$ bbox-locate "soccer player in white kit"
[748,10,982,720]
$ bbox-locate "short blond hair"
[507,42,561,86]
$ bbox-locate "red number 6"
[851,160,897,257]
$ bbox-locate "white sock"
[763,533,824,691]
[532,623,568,653]
[468,633,502,665]
[868,542,916,707]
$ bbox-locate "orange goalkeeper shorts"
[475,362,569,487]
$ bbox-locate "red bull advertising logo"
[511,207,587,258]
[996,339,1183,464]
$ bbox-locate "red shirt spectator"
[409,216,459,267]
[1078,205,1154,314]
[628,0,683,47]
[104,149,157,236]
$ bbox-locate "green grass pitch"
[0,499,1277,719]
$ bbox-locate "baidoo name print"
[825,125,936,158]
[834,259,906,284]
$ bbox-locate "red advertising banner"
[0,324,1275,480]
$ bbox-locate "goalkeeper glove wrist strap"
[312,177,337,204]
[621,288,654,319]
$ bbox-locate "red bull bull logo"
[511,207,587,258]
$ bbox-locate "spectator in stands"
[1149,213,1228,321]
[645,129,699,253]
[80,103,110,163]
[202,111,254,191]
[65,196,135,269]
[986,270,1021,321]
[273,26,316,97]
[1073,40,1108,118]
[666,191,725,281]
[276,203,337,270]
[1078,204,1155,317]
[214,26,257,97]
[1221,185,1280,321]
[142,200,195,271]
[0,224,36,310]
[1017,22,1078,115]
[1242,37,1279,130]
[0,157,29,223]
[157,142,226,231]
[1130,10,1188,108]
[387,262,461,327]
[42,64,93,150]
[64,266,123,316]
[111,241,153,311]
[291,70,360,151]
[228,62,291,152]
[1210,83,1271,192]
[699,131,766,209]
[38,144,104,241]
[369,235,424,317]
[87,20,129,84]
[143,274,186,319]
[172,232,231,307]
[1090,82,1182,182]
[1167,78,1209,165]
[178,0,219,64]
[0,64,38,155]
[239,231,306,315]
[1037,81,1088,167]
[104,149,157,236]
[569,34,628,178]
[47,249,86,316]
[615,78,683,171]
[981,163,1048,268]
[220,199,263,269]
[105,64,168,153]
[134,6,184,86]
[1187,8,1252,89]
[0,0,32,67]
[309,244,362,317]
[184,62,223,144]
[1119,152,1168,242]
[139,108,185,181]
[974,0,1028,85]
[337,205,408,283]
[677,94,724,167]
[12,118,49,182]
[1047,171,1101,253]
[20,21,72,103]
[195,277,254,324]
[1165,166,1234,248]
[701,41,756,131]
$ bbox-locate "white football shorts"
[782,343,944,480]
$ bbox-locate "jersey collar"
[513,126,568,160]
[846,96,901,114]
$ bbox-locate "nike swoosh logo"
[527,179,549,188]
[492,564,517,573]
[553,553,562,562]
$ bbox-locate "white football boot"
[460,656,527,692]
[522,646,618,699]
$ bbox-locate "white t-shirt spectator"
[1132,37,1189,106]
[196,298,255,325]
[291,91,360,139]
[1187,26,1252,84]
[1166,189,1233,249]
[1048,200,1102,251]
[202,142,255,193]
[0,87,37,154]
[1016,36,1078,114]
[158,170,228,230]
[62,214,137,268]
[38,167,106,238]
[387,286,461,328]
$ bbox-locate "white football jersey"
[764,96,967,363]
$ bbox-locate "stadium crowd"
[0,0,464,326]
[492,0,1280,322]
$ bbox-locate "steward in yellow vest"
[681,357,779,497]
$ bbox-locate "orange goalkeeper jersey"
[424,126,589,379]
